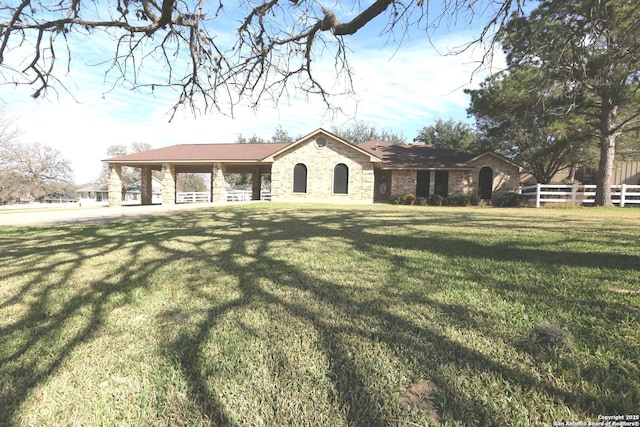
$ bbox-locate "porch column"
[429,171,435,197]
[161,163,176,205]
[140,166,152,205]
[108,164,122,207]
[251,168,261,200]
[211,163,226,202]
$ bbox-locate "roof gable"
[469,151,523,170]
[263,128,383,162]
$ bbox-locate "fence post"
[536,183,541,208]
[571,183,578,203]
[620,184,626,207]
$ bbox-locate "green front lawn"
[1,204,638,426]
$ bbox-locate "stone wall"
[271,137,374,203]
[450,170,473,195]
[390,170,416,196]
[389,155,520,201]
[468,154,521,198]
[390,169,472,197]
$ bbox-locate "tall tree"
[236,126,295,144]
[415,119,483,153]
[0,140,74,203]
[466,64,598,183]
[0,107,73,203]
[0,1,524,118]
[176,174,207,192]
[501,0,640,205]
[331,121,406,145]
[271,126,295,143]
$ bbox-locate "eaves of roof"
[103,143,291,164]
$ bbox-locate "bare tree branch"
[0,0,525,118]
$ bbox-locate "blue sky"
[0,1,506,184]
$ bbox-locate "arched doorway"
[478,166,494,200]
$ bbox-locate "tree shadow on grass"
[1,206,638,426]
[0,219,234,426]
[157,207,639,425]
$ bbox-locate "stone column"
[108,164,123,207]
[211,163,226,202]
[362,166,375,202]
[161,163,176,205]
[251,168,261,200]
[141,166,152,205]
[429,171,435,197]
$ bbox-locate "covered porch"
[106,162,273,207]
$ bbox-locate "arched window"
[478,166,494,199]
[293,163,307,193]
[333,163,349,194]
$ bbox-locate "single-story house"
[103,128,522,207]
[75,184,109,204]
[76,177,163,205]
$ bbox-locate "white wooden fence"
[519,184,640,207]
[176,192,211,203]
[225,189,271,202]
[176,190,272,203]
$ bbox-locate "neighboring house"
[103,128,522,207]
[76,184,109,204]
[122,176,164,204]
[76,177,163,205]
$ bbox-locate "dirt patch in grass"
[399,379,441,424]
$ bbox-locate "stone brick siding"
[390,169,472,197]
[271,137,374,203]
[390,170,417,196]
[390,156,519,201]
[468,154,520,198]
[449,170,471,194]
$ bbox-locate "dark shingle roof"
[359,141,474,169]
[104,138,476,170]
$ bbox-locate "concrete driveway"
[0,203,228,227]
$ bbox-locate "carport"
[103,143,289,207]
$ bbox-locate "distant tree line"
[0,110,74,204]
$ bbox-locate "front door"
[478,166,493,200]
[374,170,392,202]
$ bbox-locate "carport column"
[108,164,123,207]
[211,163,226,202]
[251,168,261,200]
[140,166,152,205]
[161,163,176,205]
